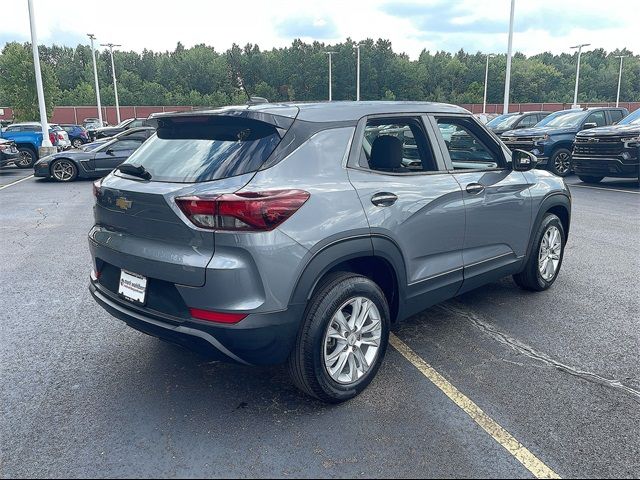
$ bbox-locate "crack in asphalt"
[441,304,640,402]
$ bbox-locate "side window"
[436,117,503,171]
[113,139,143,151]
[518,115,537,128]
[129,120,144,128]
[586,111,606,127]
[358,117,438,173]
[609,110,624,124]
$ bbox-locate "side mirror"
[582,122,598,130]
[105,148,115,156]
[512,149,538,172]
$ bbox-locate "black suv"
[487,111,551,136]
[572,109,640,183]
[501,107,629,177]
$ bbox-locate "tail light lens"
[176,190,310,231]
[57,132,65,140]
[49,132,56,144]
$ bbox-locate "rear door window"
[122,116,283,183]
[609,110,624,124]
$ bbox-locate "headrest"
[370,135,402,170]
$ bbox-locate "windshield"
[489,114,521,130]
[619,109,640,126]
[486,114,516,128]
[114,119,133,128]
[536,110,582,128]
[121,116,282,183]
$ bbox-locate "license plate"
[118,270,147,304]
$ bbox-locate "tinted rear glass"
[121,116,282,183]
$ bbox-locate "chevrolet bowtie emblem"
[115,197,133,210]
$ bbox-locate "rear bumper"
[90,280,303,365]
[573,156,639,178]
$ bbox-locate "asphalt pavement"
[1,167,638,478]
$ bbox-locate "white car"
[50,124,71,149]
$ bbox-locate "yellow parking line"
[0,174,34,190]
[390,333,561,479]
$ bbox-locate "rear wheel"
[288,272,390,403]
[514,213,565,291]
[549,148,572,177]
[51,159,78,182]
[72,138,83,149]
[15,147,37,168]
[578,175,603,183]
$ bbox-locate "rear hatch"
[91,108,297,288]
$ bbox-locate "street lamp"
[614,55,628,108]
[483,54,496,114]
[87,34,103,126]
[503,0,515,114]
[101,43,122,123]
[325,51,336,101]
[571,43,591,108]
[27,0,53,151]
[353,44,363,101]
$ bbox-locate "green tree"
[0,42,60,121]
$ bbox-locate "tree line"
[0,38,638,121]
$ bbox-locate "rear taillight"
[57,132,64,140]
[176,190,310,231]
[49,132,56,144]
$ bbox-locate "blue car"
[501,107,629,176]
[61,124,90,149]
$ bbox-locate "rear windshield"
[121,116,282,183]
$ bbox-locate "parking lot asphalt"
[1,167,638,478]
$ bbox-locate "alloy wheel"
[323,297,382,385]
[538,225,562,281]
[554,152,571,175]
[16,151,33,167]
[52,160,75,181]
[72,139,83,149]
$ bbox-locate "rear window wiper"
[116,164,151,180]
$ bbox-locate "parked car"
[88,118,151,141]
[88,102,571,403]
[50,124,71,149]
[487,111,552,136]
[501,107,629,176]
[61,124,91,148]
[83,118,103,130]
[33,136,146,182]
[0,138,19,167]
[572,109,640,183]
[0,122,59,168]
[81,126,156,151]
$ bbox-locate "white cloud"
[1,0,637,58]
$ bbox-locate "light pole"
[101,43,122,123]
[483,54,496,114]
[615,55,628,108]
[571,43,590,108]
[88,34,103,126]
[27,0,53,151]
[325,51,336,101]
[503,0,515,114]
[353,44,362,101]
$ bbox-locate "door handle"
[371,192,398,207]
[465,183,485,195]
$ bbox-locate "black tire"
[548,148,572,177]
[15,147,37,168]
[513,213,565,291]
[72,138,83,149]
[287,272,390,403]
[578,175,604,183]
[50,159,78,182]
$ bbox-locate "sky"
[1,0,637,58]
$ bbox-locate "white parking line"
[390,333,561,479]
[0,174,34,191]
[568,184,640,195]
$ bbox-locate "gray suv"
[89,102,571,403]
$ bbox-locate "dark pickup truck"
[501,107,629,177]
[572,109,640,183]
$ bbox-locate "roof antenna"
[226,50,268,105]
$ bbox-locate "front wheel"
[514,213,565,291]
[51,159,78,182]
[549,148,572,177]
[288,272,390,403]
[578,175,603,184]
